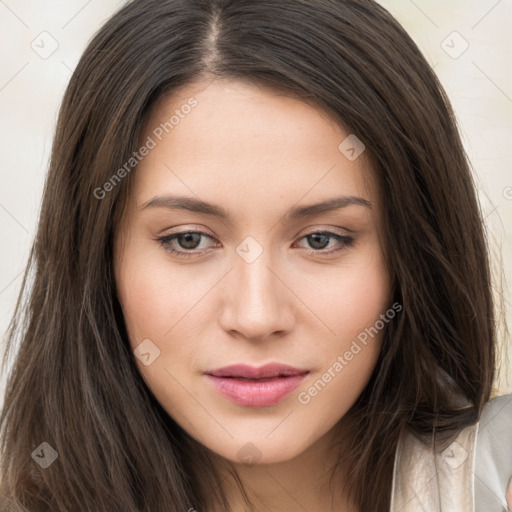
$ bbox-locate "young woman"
[1,1,510,511]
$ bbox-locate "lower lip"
[206,373,308,407]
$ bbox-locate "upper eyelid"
[160,224,353,238]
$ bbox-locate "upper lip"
[205,363,309,379]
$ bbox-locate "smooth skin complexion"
[114,78,391,512]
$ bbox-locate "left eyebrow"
[139,194,372,222]
[284,195,372,221]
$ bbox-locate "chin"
[201,431,313,466]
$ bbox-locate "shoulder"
[390,392,512,512]
[390,408,478,511]
[474,392,512,511]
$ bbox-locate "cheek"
[306,240,390,398]
[115,252,205,410]
[313,240,391,344]
[116,249,203,344]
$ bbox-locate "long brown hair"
[0,0,498,510]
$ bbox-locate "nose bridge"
[238,248,275,303]
[220,237,293,340]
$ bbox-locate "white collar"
[390,415,478,511]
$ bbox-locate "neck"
[211,423,358,512]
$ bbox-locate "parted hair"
[0,1,498,510]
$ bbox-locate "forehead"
[131,79,379,220]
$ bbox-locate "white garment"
[390,393,512,511]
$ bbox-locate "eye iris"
[178,233,202,249]
[308,233,329,249]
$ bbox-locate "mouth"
[204,363,310,407]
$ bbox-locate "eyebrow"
[140,194,372,221]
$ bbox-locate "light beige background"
[0,0,511,411]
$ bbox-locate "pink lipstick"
[204,363,309,407]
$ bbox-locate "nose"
[218,247,295,342]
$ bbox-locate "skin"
[114,77,391,512]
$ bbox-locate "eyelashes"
[155,229,355,259]
[156,231,218,258]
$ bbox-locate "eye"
[156,230,218,258]
[155,229,355,259]
[293,230,355,256]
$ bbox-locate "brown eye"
[295,231,355,255]
[156,231,217,258]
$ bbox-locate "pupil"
[180,233,201,249]
[309,233,329,249]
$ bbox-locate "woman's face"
[114,78,391,465]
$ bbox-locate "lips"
[206,363,308,379]
[204,363,309,407]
